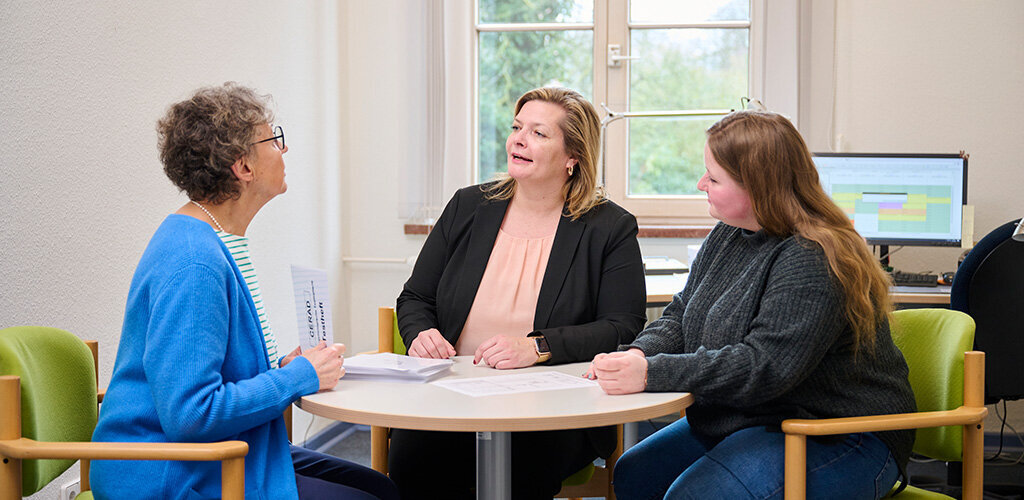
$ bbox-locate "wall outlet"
[60,478,80,500]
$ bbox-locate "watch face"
[534,336,550,353]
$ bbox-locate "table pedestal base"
[476,431,511,500]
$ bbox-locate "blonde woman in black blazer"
[391,87,646,500]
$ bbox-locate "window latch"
[607,44,640,68]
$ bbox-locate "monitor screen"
[811,153,968,246]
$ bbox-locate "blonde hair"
[486,87,604,219]
[706,110,892,353]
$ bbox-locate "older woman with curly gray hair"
[91,82,398,500]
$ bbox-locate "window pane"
[628,117,717,196]
[479,0,593,24]
[630,28,748,110]
[478,31,592,183]
[630,0,749,24]
[627,27,746,196]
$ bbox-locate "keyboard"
[892,271,939,287]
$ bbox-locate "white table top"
[890,285,951,305]
[298,356,692,432]
[646,274,951,306]
[646,273,689,305]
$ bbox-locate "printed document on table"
[432,371,598,397]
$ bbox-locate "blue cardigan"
[91,215,319,500]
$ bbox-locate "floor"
[905,454,1024,499]
[323,423,372,466]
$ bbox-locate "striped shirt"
[217,231,281,368]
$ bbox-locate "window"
[470,0,773,224]
[476,0,595,183]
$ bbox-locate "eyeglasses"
[252,125,285,150]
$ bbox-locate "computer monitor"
[811,153,968,247]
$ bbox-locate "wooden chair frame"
[0,339,248,500]
[781,351,988,500]
[368,307,620,499]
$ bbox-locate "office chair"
[950,219,1024,404]
[369,306,622,499]
[0,326,248,499]
[782,309,987,499]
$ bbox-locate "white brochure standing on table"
[291,265,334,350]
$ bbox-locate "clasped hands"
[281,341,346,392]
[408,328,538,369]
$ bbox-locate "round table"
[298,356,692,500]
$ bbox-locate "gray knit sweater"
[631,223,915,469]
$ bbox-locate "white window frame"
[440,0,799,225]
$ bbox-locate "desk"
[647,275,950,307]
[891,285,951,305]
[298,356,692,500]
[646,273,688,306]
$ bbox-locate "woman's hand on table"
[299,341,346,391]
[586,349,648,395]
[474,335,538,369]
[408,328,456,359]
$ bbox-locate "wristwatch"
[528,333,551,363]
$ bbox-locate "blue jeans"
[614,418,899,500]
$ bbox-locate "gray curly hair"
[157,82,275,203]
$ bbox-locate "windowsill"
[403,223,713,238]
[636,225,713,238]
[403,224,431,235]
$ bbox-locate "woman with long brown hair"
[590,110,915,499]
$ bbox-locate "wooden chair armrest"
[97,389,105,404]
[0,437,248,461]
[781,406,988,436]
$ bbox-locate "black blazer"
[397,184,647,364]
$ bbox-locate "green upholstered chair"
[369,307,622,499]
[0,326,249,499]
[782,309,988,500]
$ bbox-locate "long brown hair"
[707,110,892,353]
[486,87,604,219]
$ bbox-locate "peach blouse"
[455,228,555,355]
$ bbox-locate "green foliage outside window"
[479,0,591,23]
[628,26,747,196]
[478,0,592,183]
[476,0,749,196]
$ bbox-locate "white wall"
[0,2,340,497]
[800,0,1024,274]
[337,1,433,358]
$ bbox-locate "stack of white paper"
[343,352,453,382]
